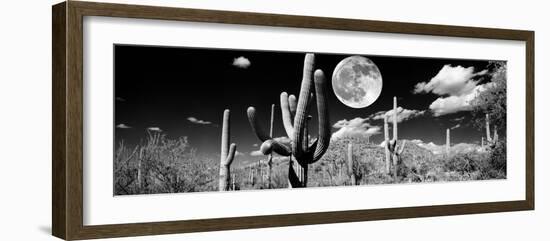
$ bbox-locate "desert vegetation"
[114,54,506,195]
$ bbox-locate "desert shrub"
[114,132,217,195]
[487,139,506,177]
[443,153,477,174]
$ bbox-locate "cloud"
[187,117,213,125]
[232,56,251,69]
[147,127,162,132]
[369,107,425,123]
[414,65,487,95]
[252,143,259,147]
[235,151,245,156]
[429,84,490,116]
[332,117,381,140]
[409,139,446,155]
[115,97,125,102]
[414,65,491,116]
[116,123,131,129]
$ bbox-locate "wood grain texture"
[51,1,535,240]
[52,2,67,239]
[525,32,535,209]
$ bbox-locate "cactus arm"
[398,140,406,155]
[288,94,297,119]
[246,107,271,142]
[269,104,275,137]
[311,69,331,162]
[224,143,237,166]
[388,139,396,153]
[260,139,291,156]
[280,92,295,138]
[292,54,315,159]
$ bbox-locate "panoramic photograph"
[113,45,507,195]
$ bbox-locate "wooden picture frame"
[52,1,534,240]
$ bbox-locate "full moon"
[331,56,383,108]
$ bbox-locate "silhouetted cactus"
[219,109,237,191]
[247,53,331,188]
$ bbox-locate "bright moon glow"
[331,56,383,108]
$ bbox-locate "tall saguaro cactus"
[486,113,492,143]
[247,53,331,188]
[219,109,237,191]
[393,96,398,140]
[137,147,143,188]
[384,116,391,174]
[231,174,236,190]
[385,96,406,181]
[485,113,499,146]
[347,142,356,185]
[446,128,450,156]
[267,104,275,188]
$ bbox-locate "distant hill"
[410,139,485,156]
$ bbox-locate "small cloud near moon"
[147,127,162,132]
[116,123,131,129]
[232,56,251,69]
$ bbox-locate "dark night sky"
[114,45,502,162]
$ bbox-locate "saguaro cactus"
[137,147,143,188]
[219,109,237,191]
[249,167,255,186]
[393,96,398,140]
[493,128,499,143]
[446,128,450,155]
[247,53,331,188]
[257,159,262,185]
[267,104,275,188]
[393,140,406,179]
[231,173,236,190]
[385,96,406,181]
[486,113,492,143]
[347,142,356,185]
[384,116,391,174]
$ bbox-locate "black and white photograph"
[113,45,507,195]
